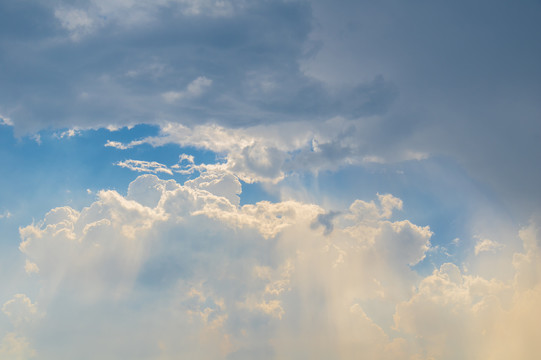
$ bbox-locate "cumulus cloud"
[24,260,39,275]
[394,219,541,360]
[0,333,36,360]
[0,295,40,360]
[2,0,541,357]
[13,173,435,358]
[9,172,541,358]
[2,295,40,328]
[19,191,168,302]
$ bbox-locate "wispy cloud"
[115,159,173,175]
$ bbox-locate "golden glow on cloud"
[5,174,540,359]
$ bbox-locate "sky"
[1,0,541,359]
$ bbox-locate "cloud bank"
[4,174,539,359]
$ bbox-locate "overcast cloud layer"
[1,0,541,358]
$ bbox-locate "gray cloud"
[0,0,394,135]
[1,0,540,215]
[304,0,541,215]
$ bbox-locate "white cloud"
[106,119,430,184]
[24,260,39,275]
[12,172,541,359]
[393,219,541,360]
[2,295,40,328]
[56,129,81,138]
[105,140,132,150]
[184,168,242,206]
[19,192,168,302]
[0,114,13,126]
[474,237,504,255]
[115,159,174,175]
[13,173,436,358]
[0,295,39,360]
[0,333,36,360]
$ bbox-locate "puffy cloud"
[18,191,168,302]
[11,172,541,359]
[0,295,39,360]
[2,295,40,328]
[13,173,435,358]
[184,168,242,206]
[0,333,36,360]
[24,260,39,275]
[394,219,541,360]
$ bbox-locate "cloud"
[1,0,396,138]
[54,7,97,41]
[394,218,541,360]
[2,295,40,328]
[24,260,39,275]
[176,0,237,17]
[303,0,541,215]
[54,0,237,40]
[0,0,539,218]
[107,119,427,183]
[10,172,541,358]
[0,114,13,126]
[474,238,504,255]
[0,333,36,360]
[2,1,541,357]
[0,294,40,360]
[14,173,435,358]
[162,76,213,103]
[184,167,242,206]
[105,140,130,150]
[115,159,174,175]
[19,191,169,302]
